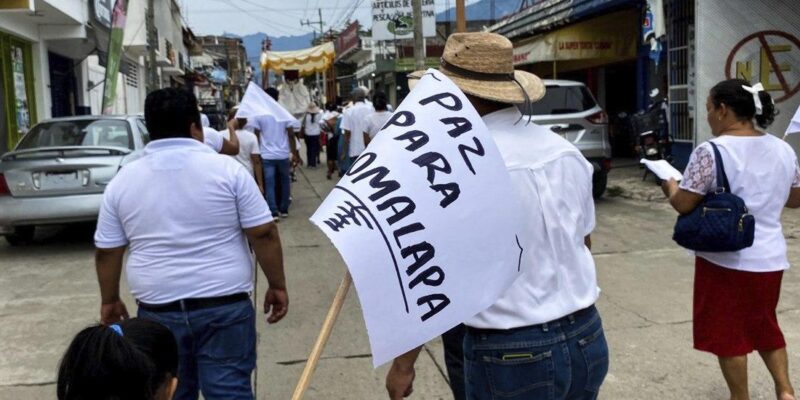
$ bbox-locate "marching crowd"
[54,32,800,400]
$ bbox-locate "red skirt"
[694,257,786,357]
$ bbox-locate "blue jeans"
[464,305,609,400]
[262,158,291,215]
[138,299,256,400]
[442,324,467,400]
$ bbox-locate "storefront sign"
[0,0,33,11]
[310,69,523,367]
[395,57,440,72]
[372,0,435,41]
[512,9,638,66]
[10,45,30,134]
[725,30,800,103]
[336,22,361,61]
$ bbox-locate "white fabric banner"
[310,69,524,367]
[235,82,296,122]
[786,105,800,136]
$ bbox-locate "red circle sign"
[725,30,800,103]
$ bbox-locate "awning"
[512,9,638,66]
[490,0,638,40]
[261,42,335,76]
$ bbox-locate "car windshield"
[527,85,597,116]
[15,119,133,150]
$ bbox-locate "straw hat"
[409,32,544,104]
[307,102,321,113]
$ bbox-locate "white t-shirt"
[203,127,224,153]
[340,101,374,157]
[465,108,599,329]
[254,114,296,160]
[365,110,392,139]
[302,113,323,137]
[94,138,272,304]
[200,113,210,128]
[222,129,260,176]
[679,134,800,272]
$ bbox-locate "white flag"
[785,105,800,136]
[235,82,295,122]
[310,69,524,367]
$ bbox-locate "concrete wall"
[694,0,800,144]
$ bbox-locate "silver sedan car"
[0,115,149,245]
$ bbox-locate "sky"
[181,0,483,38]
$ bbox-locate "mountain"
[436,0,521,23]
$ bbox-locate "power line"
[216,0,309,36]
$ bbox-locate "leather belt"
[137,292,250,313]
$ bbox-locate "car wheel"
[592,171,608,199]
[5,226,35,246]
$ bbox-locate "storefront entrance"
[0,32,36,153]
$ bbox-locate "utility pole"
[412,0,425,71]
[146,0,158,93]
[301,8,326,103]
[456,0,466,32]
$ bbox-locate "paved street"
[3,164,800,399]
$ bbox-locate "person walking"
[58,318,179,400]
[386,32,608,400]
[363,91,391,146]
[224,106,263,194]
[663,79,800,400]
[253,87,300,220]
[340,87,374,167]
[94,88,289,400]
[300,102,323,168]
[322,110,341,180]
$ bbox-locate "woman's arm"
[663,179,705,215]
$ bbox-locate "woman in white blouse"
[663,79,800,400]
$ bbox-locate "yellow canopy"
[261,42,335,76]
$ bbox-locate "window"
[136,119,150,144]
[527,85,597,116]
[16,119,133,150]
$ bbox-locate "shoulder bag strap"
[708,141,731,192]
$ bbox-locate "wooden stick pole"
[291,272,353,400]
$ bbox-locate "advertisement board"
[372,0,436,41]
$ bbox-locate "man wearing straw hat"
[386,32,608,400]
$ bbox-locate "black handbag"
[672,142,755,252]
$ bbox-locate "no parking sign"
[725,30,800,103]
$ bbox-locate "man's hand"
[100,299,129,325]
[291,152,302,167]
[264,287,288,324]
[385,347,423,399]
[386,360,415,399]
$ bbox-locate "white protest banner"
[371,0,436,41]
[235,82,296,122]
[310,69,524,367]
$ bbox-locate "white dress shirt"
[94,138,273,304]
[340,101,374,157]
[680,134,800,272]
[465,107,600,329]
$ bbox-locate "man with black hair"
[252,87,300,220]
[94,88,289,400]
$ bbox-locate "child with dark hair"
[57,318,179,400]
[663,79,800,400]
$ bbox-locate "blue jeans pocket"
[480,349,554,399]
[199,303,255,365]
[578,326,609,393]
